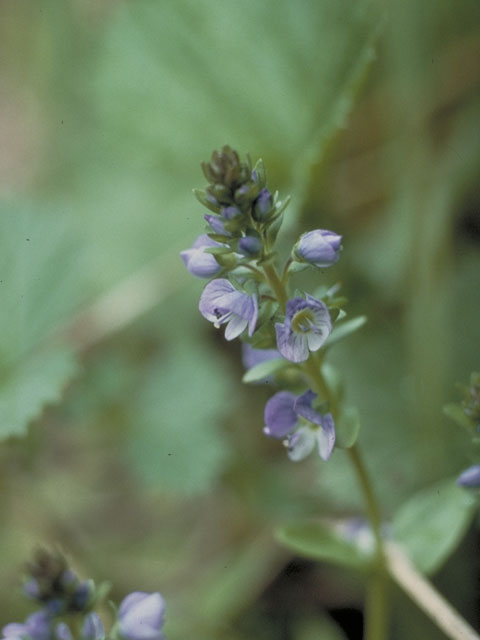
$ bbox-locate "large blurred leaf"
[127,339,234,495]
[0,205,85,438]
[94,0,380,181]
[0,348,77,439]
[62,0,382,283]
[392,478,476,575]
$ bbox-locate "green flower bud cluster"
[193,145,290,263]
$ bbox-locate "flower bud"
[117,592,166,640]
[457,464,480,488]
[238,236,262,258]
[221,206,242,221]
[208,183,231,205]
[233,184,252,209]
[81,614,105,640]
[55,623,73,640]
[23,578,41,600]
[221,205,246,233]
[252,188,273,221]
[294,229,342,268]
[70,580,95,612]
[202,146,249,189]
[180,234,223,278]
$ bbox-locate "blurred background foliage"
[0,0,479,637]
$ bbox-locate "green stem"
[262,262,287,309]
[364,561,389,640]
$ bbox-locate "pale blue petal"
[224,314,248,340]
[286,427,316,461]
[275,323,309,363]
[316,413,336,461]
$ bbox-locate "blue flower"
[456,464,480,488]
[199,279,258,340]
[275,295,332,363]
[263,390,335,461]
[117,592,166,640]
[180,234,223,278]
[294,229,342,268]
[2,612,52,640]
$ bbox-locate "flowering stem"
[261,258,389,639]
[262,262,288,309]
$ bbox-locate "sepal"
[287,260,310,275]
[242,358,289,384]
[335,406,361,449]
[252,158,267,189]
[192,188,221,213]
[325,316,367,348]
[266,211,284,246]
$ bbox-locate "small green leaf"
[275,519,372,570]
[336,406,361,449]
[242,358,289,384]
[392,478,477,574]
[327,316,367,347]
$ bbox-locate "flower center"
[291,308,315,333]
[213,307,232,328]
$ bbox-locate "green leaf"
[392,478,477,574]
[0,348,78,439]
[336,406,361,449]
[90,1,381,251]
[0,205,85,439]
[326,316,367,348]
[242,358,289,384]
[275,519,372,570]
